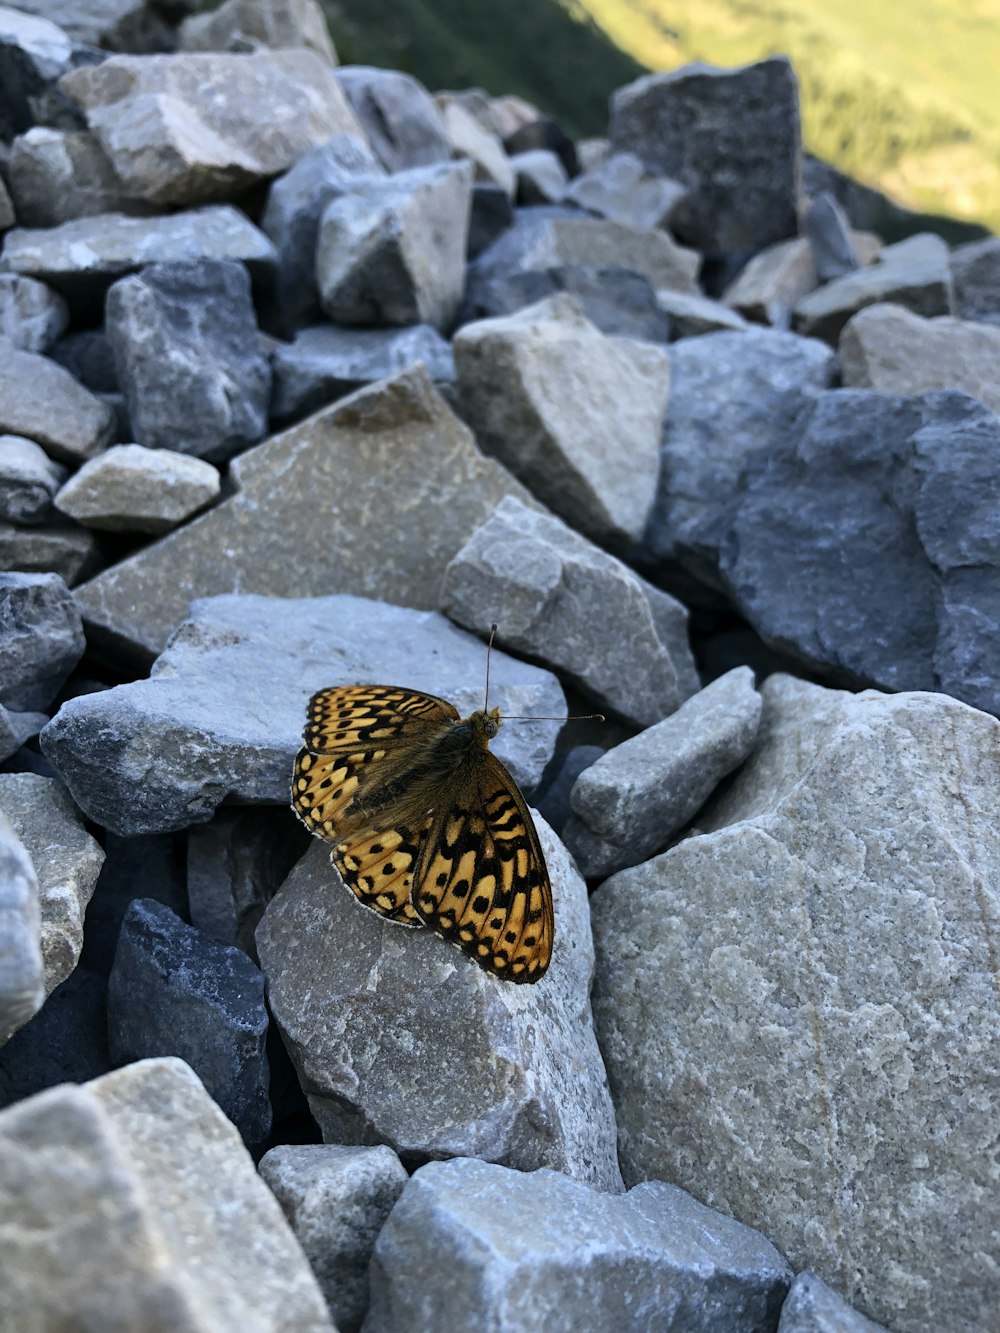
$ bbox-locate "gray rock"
[0,811,44,1046]
[723,238,818,328]
[563,667,762,878]
[335,66,451,172]
[72,366,534,661]
[0,337,115,464]
[794,232,954,343]
[0,772,105,999]
[454,295,670,545]
[257,820,623,1190]
[0,6,98,140]
[0,520,98,585]
[467,181,514,259]
[534,743,604,836]
[54,444,219,534]
[0,433,66,524]
[41,594,563,836]
[9,0,170,51]
[365,1158,792,1332]
[576,136,609,173]
[802,192,861,282]
[316,160,473,330]
[0,571,85,711]
[509,149,566,205]
[564,150,687,232]
[438,97,515,195]
[0,965,110,1106]
[590,676,1000,1330]
[270,322,454,424]
[442,496,698,727]
[179,0,337,63]
[106,260,271,462]
[655,288,750,337]
[108,898,271,1147]
[503,118,577,177]
[7,127,155,228]
[950,234,1000,325]
[609,58,801,254]
[47,328,117,393]
[0,177,12,232]
[61,49,364,207]
[0,1057,334,1330]
[260,1143,408,1333]
[778,1271,888,1332]
[0,703,48,763]
[0,273,67,352]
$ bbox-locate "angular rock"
[0,178,12,232]
[179,0,337,63]
[839,303,1000,414]
[54,444,220,534]
[260,1143,408,1333]
[0,1057,334,1330]
[0,273,67,352]
[442,496,698,726]
[270,322,454,424]
[48,328,118,394]
[488,94,543,142]
[533,743,605,836]
[7,127,153,228]
[72,366,534,660]
[257,820,622,1190]
[510,148,567,205]
[794,233,954,343]
[0,703,48,763]
[438,97,515,195]
[79,831,189,978]
[655,288,749,337]
[503,117,578,178]
[467,180,514,258]
[0,811,44,1046]
[335,66,450,172]
[0,965,110,1106]
[563,150,687,232]
[950,234,1000,325]
[563,667,761,878]
[0,433,66,524]
[11,0,171,51]
[723,238,817,328]
[316,160,473,330]
[106,260,271,461]
[60,50,364,207]
[41,594,563,836]
[0,6,98,140]
[802,192,861,282]
[108,898,271,1147]
[454,295,670,545]
[0,571,85,711]
[610,58,801,254]
[0,520,98,585]
[365,1158,792,1332]
[778,1271,888,1332]
[0,338,115,464]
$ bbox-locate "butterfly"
[291,684,553,983]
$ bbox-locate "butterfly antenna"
[505,712,606,722]
[484,622,498,711]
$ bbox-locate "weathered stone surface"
[0,965,110,1106]
[655,288,749,337]
[365,1158,792,1332]
[54,443,220,534]
[0,338,115,464]
[802,192,861,282]
[179,0,337,63]
[316,160,473,330]
[778,1271,889,1332]
[79,830,189,978]
[0,811,44,1046]
[47,331,121,394]
[0,177,13,231]
[510,148,567,205]
[257,821,622,1191]
[503,117,578,177]
[534,743,605,836]
[563,667,761,878]
[42,595,563,835]
[442,497,698,727]
[794,233,954,343]
[839,302,1000,414]
[0,572,84,711]
[591,676,1000,1331]
[106,260,270,461]
[723,238,817,328]
[0,273,67,352]
[0,433,66,524]
[108,898,271,1147]
[454,295,670,545]
[467,180,514,258]
[335,66,450,172]
[0,520,99,585]
[0,6,97,140]
[0,703,48,763]
[488,93,541,141]
[564,150,687,232]
[260,1143,408,1333]
[610,58,801,254]
[72,367,534,660]
[10,0,170,51]
[950,234,1000,325]
[0,1057,334,1330]
[60,50,364,206]
[7,127,153,228]
[439,96,515,194]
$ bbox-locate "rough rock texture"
[179,0,337,63]
[467,181,515,258]
[802,192,861,282]
[563,151,686,232]
[257,824,622,1192]
[0,272,68,352]
[0,434,67,525]
[9,0,170,50]
[442,496,699,726]
[365,1158,792,1332]
[0,520,98,586]
[655,288,749,337]
[0,571,85,711]
[0,1057,334,1330]
[0,5,100,139]
[778,1271,888,1332]
[6,127,153,228]
[41,595,563,836]
[949,235,1000,325]
[439,98,515,195]
[590,676,1000,1331]
[0,811,44,1046]
[723,238,817,327]
[0,703,48,763]
[335,66,450,173]
[510,148,567,205]
[54,444,220,534]
[0,964,110,1106]
[0,337,115,464]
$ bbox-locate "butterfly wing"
[411,751,553,982]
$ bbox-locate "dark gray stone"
[467,181,514,259]
[0,520,99,585]
[0,572,84,712]
[533,743,604,836]
[0,435,66,525]
[0,7,101,141]
[950,235,1000,325]
[79,832,188,978]
[0,274,68,353]
[334,67,451,172]
[503,117,578,177]
[10,0,171,51]
[0,966,110,1109]
[7,127,154,229]
[802,192,860,283]
[108,897,271,1147]
[0,704,48,763]
[47,329,118,393]
[778,1271,888,1332]
[0,337,116,464]
[511,149,567,205]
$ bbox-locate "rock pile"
[1,2,998,1330]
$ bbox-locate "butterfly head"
[470,705,502,747]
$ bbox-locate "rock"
[454,295,670,546]
[0,811,44,1046]
[270,322,454,424]
[442,496,698,727]
[610,58,801,254]
[950,234,1000,325]
[0,434,66,524]
[0,703,48,763]
[438,97,515,195]
[563,151,687,232]
[802,192,861,282]
[11,0,171,51]
[0,1057,334,1329]
[106,260,271,462]
[503,117,578,178]
[7,127,154,228]
[576,136,609,172]
[71,367,534,661]
[316,160,473,330]
[108,898,271,1147]
[41,594,564,836]
[0,273,68,352]
[778,1271,889,1332]
[179,0,337,63]
[54,444,220,534]
[723,238,817,328]
[563,667,762,878]
[591,676,1000,1331]
[0,965,110,1106]
[487,94,542,142]
[510,148,567,205]
[48,328,118,394]
[257,820,622,1191]
[78,831,189,978]
[365,1158,792,1332]
[793,233,954,343]
[0,177,13,231]
[335,66,450,172]
[0,771,104,996]
[715,390,1000,713]
[0,337,115,464]
[533,743,604,836]
[839,303,1000,414]
[0,571,85,711]
[0,6,98,140]
[655,288,750,337]
[259,1143,408,1333]
[467,180,514,259]
[60,50,364,206]
[0,520,99,585]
